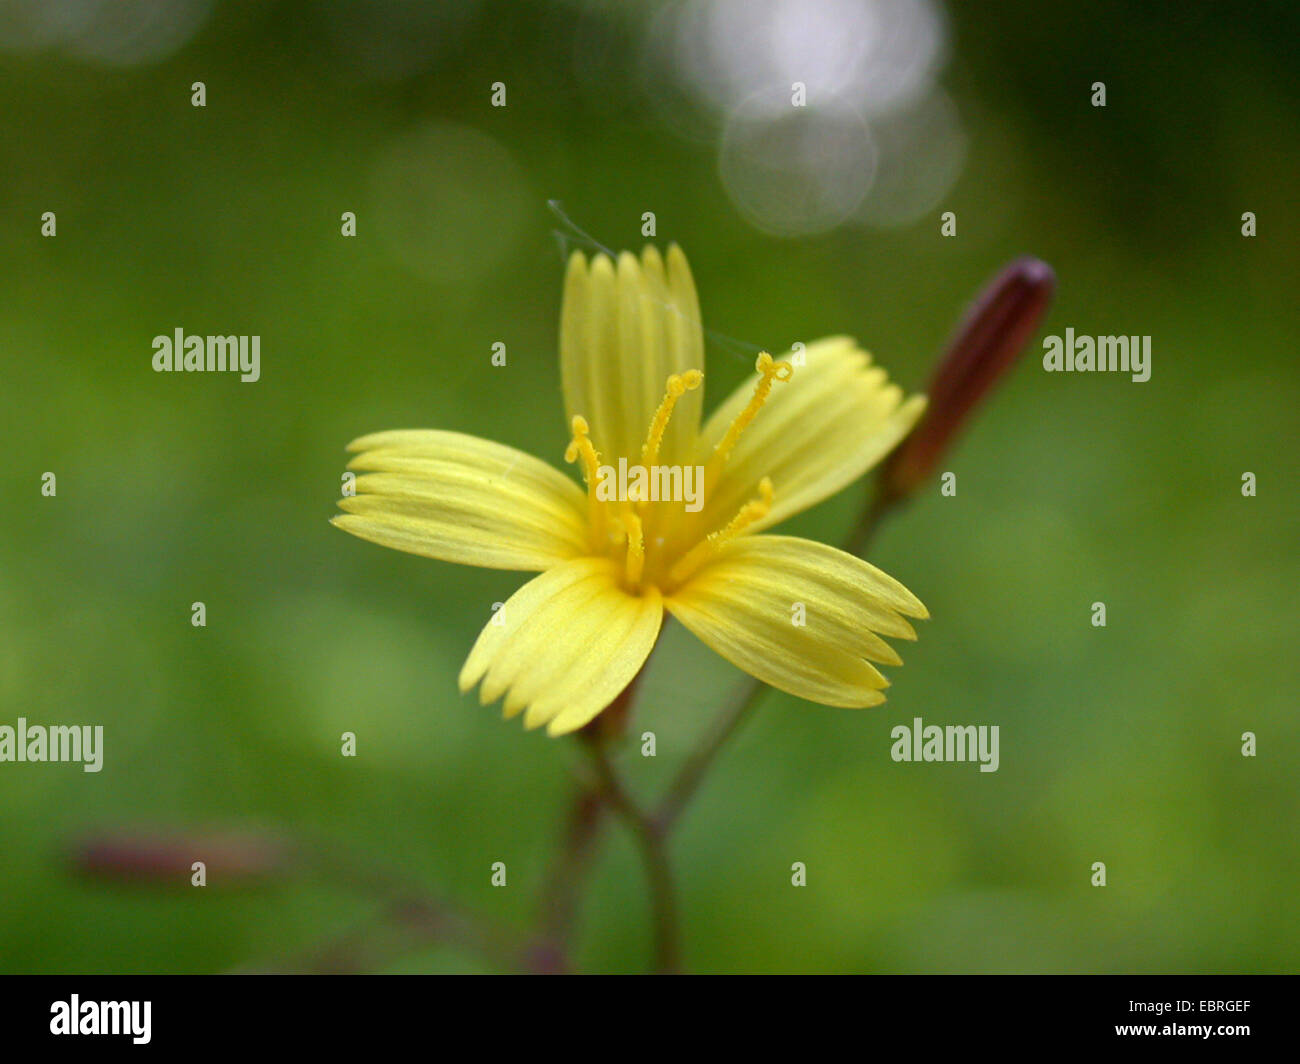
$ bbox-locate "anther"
[705,353,792,482]
[564,416,598,476]
[641,369,703,468]
[565,415,606,539]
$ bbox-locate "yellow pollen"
[622,510,645,586]
[705,353,792,484]
[564,415,599,479]
[670,476,774,585]
[641,370,703,468]
[564,415,606,539]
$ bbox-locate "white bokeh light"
[0,0,214,67]
[673,0,945,118]
[643,0,961,236]
[855,88,966,228]
[719,90,877,237]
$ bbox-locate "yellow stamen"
[714,475,773,541]
[564,415,599,480]
[641,370,703,468]
[564,415,605,540]
[702,353,792,497]
[622,510,645,586]
[669,477,774,585]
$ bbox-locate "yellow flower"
[334,245,929,736]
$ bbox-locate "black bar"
[1,975,1288,1052]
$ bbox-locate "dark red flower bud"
[69,828,291,886]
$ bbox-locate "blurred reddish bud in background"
[69,828,292,886]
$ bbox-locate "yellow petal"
[665,534,927,708]
[334,430,589,571]
[459,557,663,736]
[560,245,705,467]
[695,336,925,534]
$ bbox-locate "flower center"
[565,353,792,593]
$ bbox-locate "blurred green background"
[2,0,1297,973]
